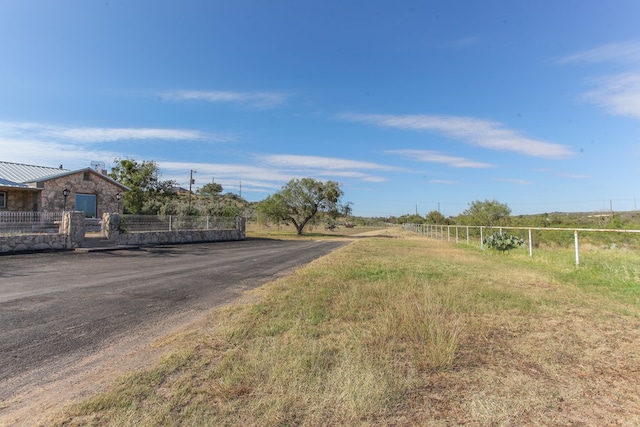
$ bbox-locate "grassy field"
[49,227,640,426]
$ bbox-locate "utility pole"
[239,181,242,198]
[188,169,197,213]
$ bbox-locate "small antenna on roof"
[90,161,106,171]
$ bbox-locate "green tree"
[426,210,448,225]
[397,213,424,224]
[457,199,511,226]
[109,159,176,214]
[256,178,343,235]
[341,201,353,218]
[198,182,223,199]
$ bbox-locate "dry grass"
[245,222,388,240]
[48,230,640,426]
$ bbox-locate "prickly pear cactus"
[483,232,525,252]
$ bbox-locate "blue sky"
[1,1,639,217]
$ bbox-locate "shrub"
[483,232,524,252]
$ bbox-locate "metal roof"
[0,161,130,191]
[0,177,32,189]
[0,161,70,183]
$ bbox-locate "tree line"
[112,158,634,236]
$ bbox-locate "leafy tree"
[457,199,511,226]
[256,178,343,235]
[396,213,424,224]
[109,159,176,214]
[341,201,353,218]
[198,182,223,198]
[426,210,448,225]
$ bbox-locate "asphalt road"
[0,238,346,419]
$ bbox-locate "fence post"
[480,227,483,248]
[455,226,459,244]
[466,226,469,244]
[574,230,580,265]
[528,229,533,257]
[169,215,173,231]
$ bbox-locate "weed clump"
[483,232,525,252]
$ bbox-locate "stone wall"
[1,213,245,254]
[102,213,246,246]
[115,228,244,246]
[0,233,66,253]
[0,211,84,253]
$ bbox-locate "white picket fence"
[404,223,640,265]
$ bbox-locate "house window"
[0,192,6,209]
[83,171,91,181]
[75,194,97,218]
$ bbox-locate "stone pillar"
[237,216,246,238]
[102,212,121,241]
[59,211,86,249]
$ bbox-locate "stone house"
[0,161,129,217]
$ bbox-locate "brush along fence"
[118,215,239,232]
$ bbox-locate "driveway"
[0,238,346,425]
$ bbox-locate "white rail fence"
[0,211,63,234]
[403,223,640,265]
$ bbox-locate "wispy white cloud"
[50,127,217,143]
[160,90,288,109]
[343,113,573,159]
[0,121,230,172]
[260,154,396,182]
[387,149,493,168]
[160,161,293,185]
[261,154,397,171]
[558,41,640,64]
[159,161,291,191]
[0,121,226,143]
[158,154,395,191]
[560,42,640,121]
[0,136,122,170]
[581,73,640,119]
